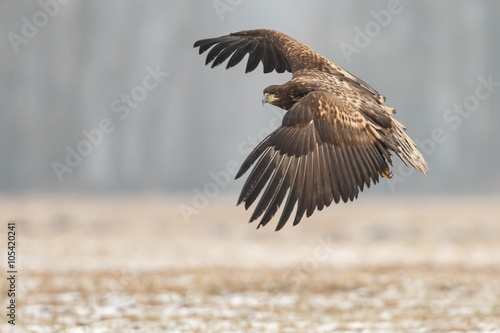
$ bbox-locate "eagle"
[193,29,429,231]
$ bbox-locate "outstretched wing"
[194,29,385,102]
[193,29,293,73]
[235,91,395,231]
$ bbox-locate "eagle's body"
[194,29,429,231]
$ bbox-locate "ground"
[0,194,499,332]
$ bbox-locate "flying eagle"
[193,29,429,231]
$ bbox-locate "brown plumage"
[193,29,429,231]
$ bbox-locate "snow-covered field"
[1,194,499,332]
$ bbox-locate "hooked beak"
[262,93,278,106]
[262,93,269,106]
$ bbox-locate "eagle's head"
[263,85,291,109]
[263,84,311,110]
[262,86,279,105]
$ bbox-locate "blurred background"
[1,0,499,196]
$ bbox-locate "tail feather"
[391,119,430,177]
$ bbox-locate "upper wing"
[235,91,396,231]
[194,29,385,102]
[193,29,293,73]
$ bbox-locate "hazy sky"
[1,1,499,195]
